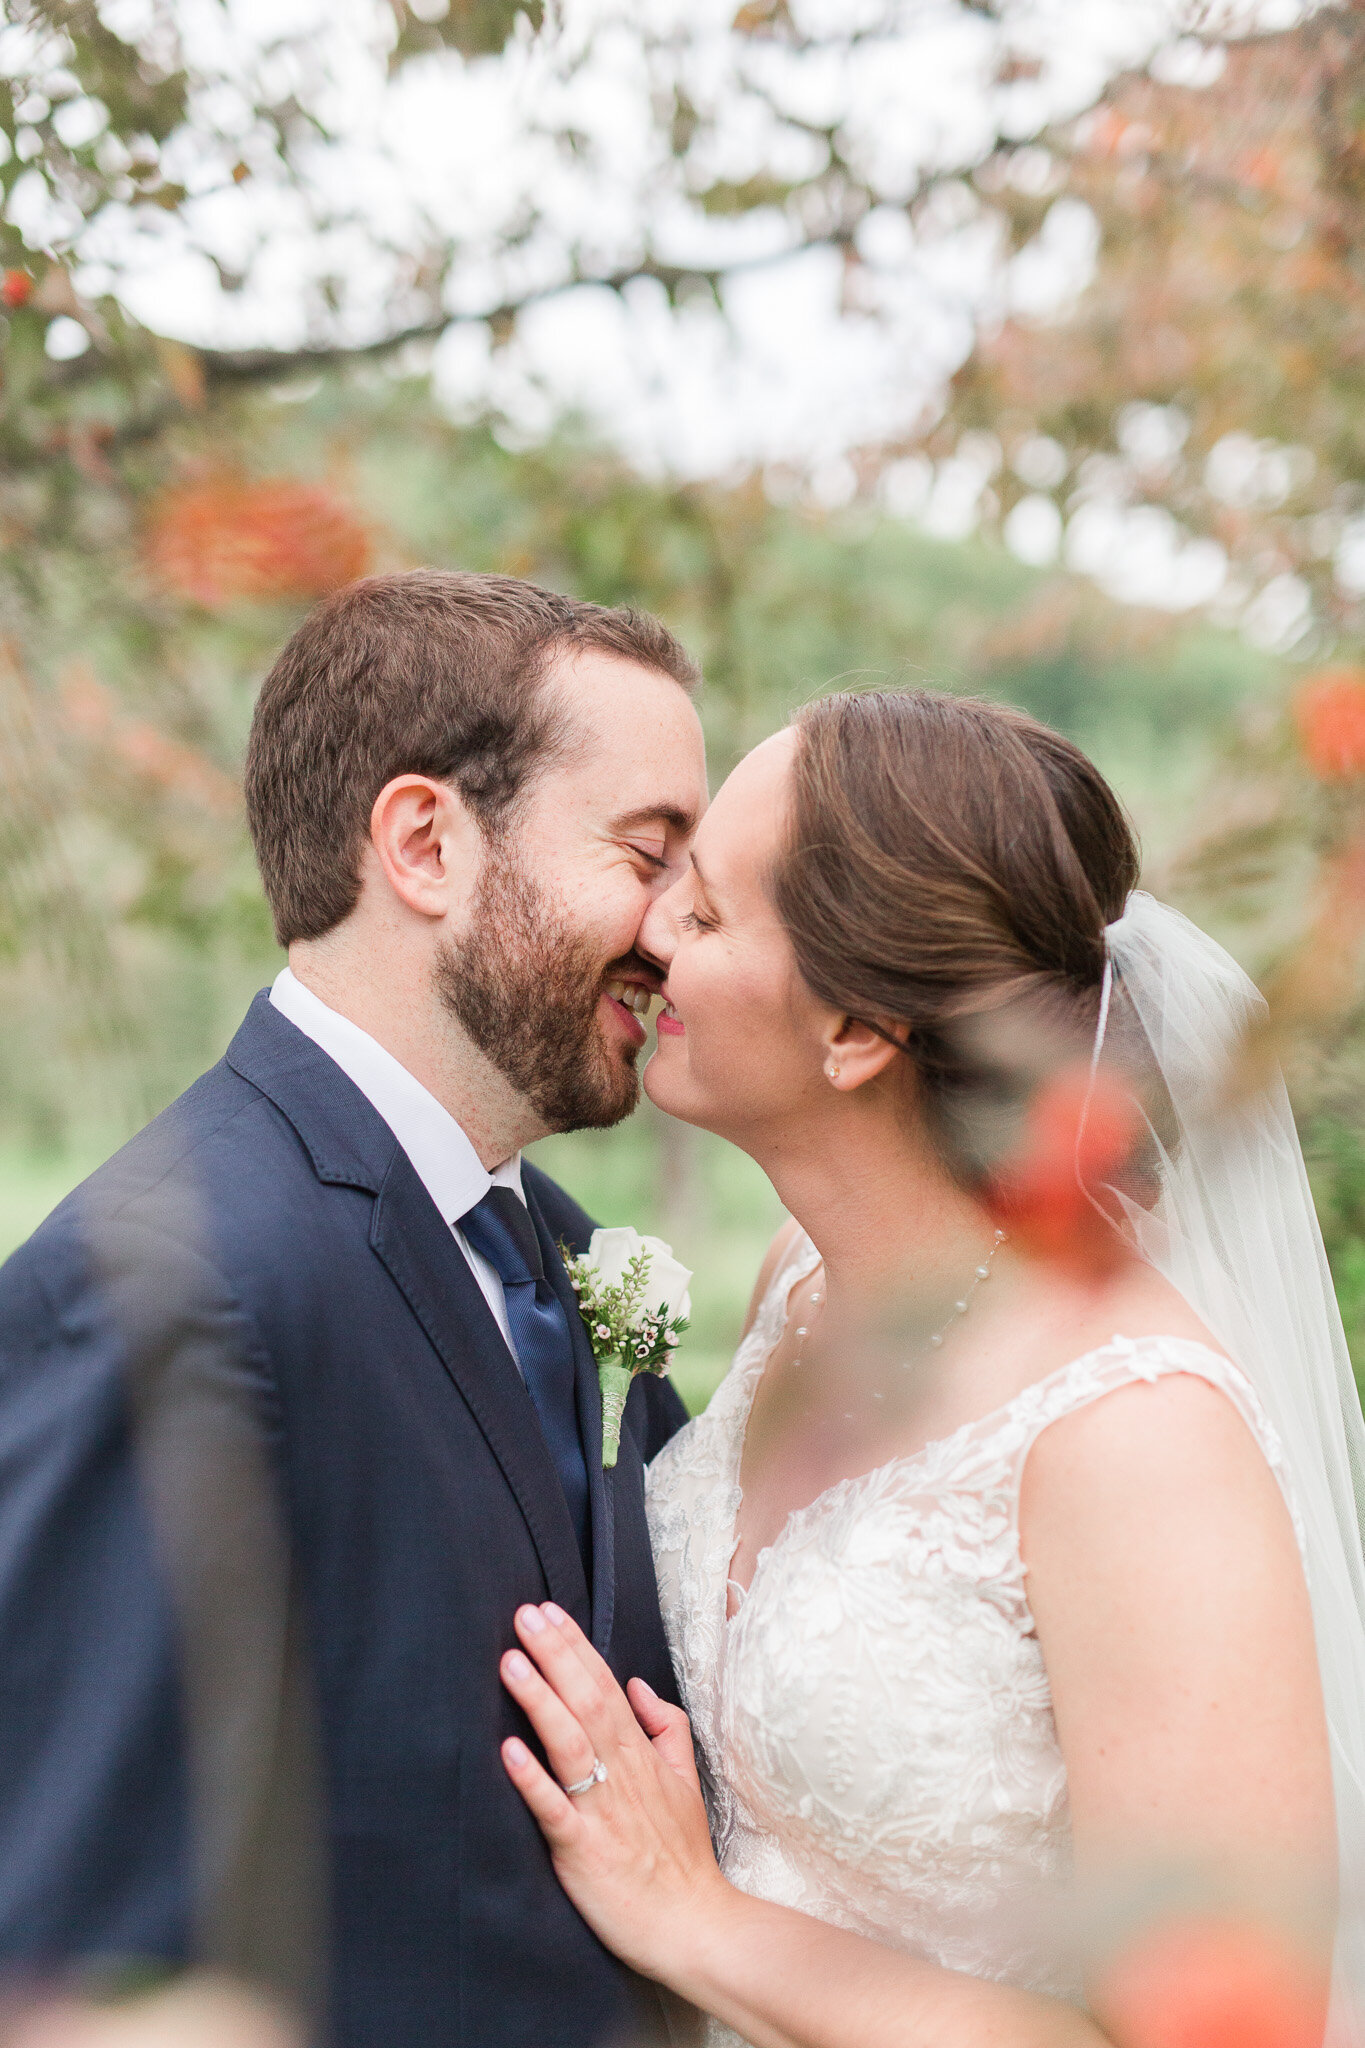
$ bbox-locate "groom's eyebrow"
[610,803,697,836]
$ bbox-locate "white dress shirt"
[269,967,525,1362]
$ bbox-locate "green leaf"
[388,0,544,70]
[40,2,189,146]
[696,175,795,218]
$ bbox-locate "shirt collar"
[269,967,524,1225]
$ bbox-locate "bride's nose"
[637,877,684,969]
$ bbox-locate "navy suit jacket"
[0,994,689,2047]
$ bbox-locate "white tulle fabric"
[646,1230,1300,2048]
[1100,893,1365,2044]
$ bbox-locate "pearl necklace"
[925,1227,1008,1353]
[789,1228,1008,1372]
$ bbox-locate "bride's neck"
[752,1094,990,1298]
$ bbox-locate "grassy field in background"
[0,1106,781,1417]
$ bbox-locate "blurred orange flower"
[145,471,372,608]
[1293,667,1365,781]
[983,1064,1143,1274]
[1097,1916,1328,2048]
[1,270,33,309]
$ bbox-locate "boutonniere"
[560,1227,691,1467]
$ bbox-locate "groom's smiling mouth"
[601,974,658,1046]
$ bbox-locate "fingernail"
[634,1677,657,1700]
[504,1738,530,1766]
[505,1651,531,1680]
[542,1602,566,1626]
[518,1605,546,1634]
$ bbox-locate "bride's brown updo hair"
[772,688,1143,1176]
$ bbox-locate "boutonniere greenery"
[560,1227,692,1466]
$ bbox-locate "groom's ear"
[368,774,484,922]
[822,1014,909,1093]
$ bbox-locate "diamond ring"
[563,1757,608,1797]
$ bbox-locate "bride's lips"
[656,992,684,1038]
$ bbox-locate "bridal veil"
[1097,892,1365,2042]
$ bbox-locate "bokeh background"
[6,0,1365,1409]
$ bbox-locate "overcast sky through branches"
[22,0,1315,610]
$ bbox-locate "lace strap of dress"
[1005,1334,1304,1553]
[695,1227,821,1431]
[749,1225,821,1356]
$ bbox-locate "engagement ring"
[563,1758,608,1797]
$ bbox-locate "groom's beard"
[435,842,641,1134]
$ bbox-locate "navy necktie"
[458,1187,591,1572]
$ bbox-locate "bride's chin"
[643,1049,711,1128]
[641,1049,674,1110]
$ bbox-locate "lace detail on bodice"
[645,1233,1300,2044]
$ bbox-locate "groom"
[0,572,707,2047]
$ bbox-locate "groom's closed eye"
[622,838,668,870]
[608,804,698,866]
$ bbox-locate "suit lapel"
[226,997,593,1628]
[529,1194,617,1655]
[368,1146,591,1628]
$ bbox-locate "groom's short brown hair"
[245,569,699,945]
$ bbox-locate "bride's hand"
[499,1601,730,1980]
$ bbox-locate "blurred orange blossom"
[1294,669,1365,782]
[144,472,372,608]
[1096,1915,1329,2048]
[983,1064,1144,1275]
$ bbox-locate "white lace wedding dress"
[645,1229,1300,2048]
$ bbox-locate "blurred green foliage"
[1305,1117,1365,1369]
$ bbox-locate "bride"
[496,688,1365,2047]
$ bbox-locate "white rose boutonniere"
[560,1227,692,1467]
